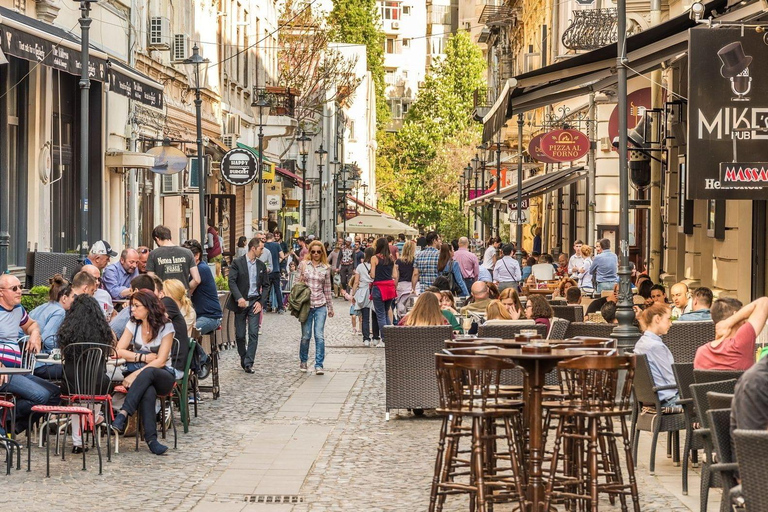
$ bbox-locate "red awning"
[276,167,308,189]
[346,194,385,214]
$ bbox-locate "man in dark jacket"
[227,238,270,373]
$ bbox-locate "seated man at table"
[586,283,618,315]
[460,281,493,315]
[694,296,768,371]
[731,344,768,434]
[565,286,582,306]
[0,274,60,432]
[633,303,678,409]
[677,287,713,322]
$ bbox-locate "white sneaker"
[259,328,263,335]
[375,340,385,348]
[363,339,370,347]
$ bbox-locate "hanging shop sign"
[688,28,768,199]
[608,87,651,150]
[266,183,282,211]
[147,145,187,175]
[221,148,257,186]
[539,129,590,162]
[528,134,560,164]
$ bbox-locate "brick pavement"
[0,298,718,511]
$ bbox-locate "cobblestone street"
[1,298,717,511]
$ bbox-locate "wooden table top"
[476,347,603,360]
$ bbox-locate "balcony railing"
[561,8,618,51]
[479,4,516,26]
[254,86,298,117]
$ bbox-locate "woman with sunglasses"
[111,290,176,455]
[297,241,334,375]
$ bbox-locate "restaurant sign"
[221,148,257,186]
[528,133,560,163]
[688,28,768,199]
[539,129,589,163]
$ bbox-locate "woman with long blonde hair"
[395,240,419,318]
[297,240,334,374]
[398,292,448,327]
[163,279,196,336]
[485,300,514,321]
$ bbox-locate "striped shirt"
[299,261,334,314]
[0,304,28,367]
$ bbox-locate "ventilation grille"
[243,495,305,504]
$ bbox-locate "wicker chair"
[477,323,548,339]
[706,408,739,512]
[672,362,703,495]
[733,429,768,511]
[564,322,616,339]
[630,354,685,473]
[661,321,715,363]
[547,318,569,340]
[382,325,453,420]
[690,379,738,512]
[707,392,733,410]
[694,369,744,384]
[550,305,584,323]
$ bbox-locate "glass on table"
[461,315,473,332]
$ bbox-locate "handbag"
[122,323,146,374]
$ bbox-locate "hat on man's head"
[90,240,117,257]
[308,234,316,241]
[346,236,354,243]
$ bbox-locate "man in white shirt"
[493,244,522,292]
[483,237,501,270]
[568,240,584,278]
[82,264,116,320]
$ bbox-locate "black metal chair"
[630,354,684,473]
[550,305,583,323]
[564,322,616,339]
[733,429,768,511]
[661,321,715,364]
[706,408,739,512]
[547,318,570,340]
[694,369,744,384]
[672,362,702,495]
[690,379,738,512]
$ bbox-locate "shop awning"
[236,142,278,165]
[0,6,164,108]
[481,0,729,122]
[105,150,155,169]
[275,167,308,189]
[337,212,418,236]
[466,165,586,209]
[477,79,514,144]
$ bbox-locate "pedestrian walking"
[297,241,335,375]
[351,247,379,347]
[369,238,398,347]
[395,241,419,318]
[437,243,469,296]
[226,237,270,373]
[338,237,355,293]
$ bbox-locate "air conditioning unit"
[391,21,400,30]
[223,113,241,136]
[172,34,188,62]
[161,173,181,194]
[148,17,171,49]
[222,134,237,149]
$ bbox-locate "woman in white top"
[351,247,378,346]
[575,245,594,292]
[111,290,176,455]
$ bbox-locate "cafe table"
[476,346,584,512]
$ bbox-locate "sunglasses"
[0,285,21,292]
[310,250,322,254]
[138,248,150,254]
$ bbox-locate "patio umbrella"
[337,212,418,236]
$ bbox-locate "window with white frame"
[380,1,401,20]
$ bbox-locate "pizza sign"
[539,129,590,163]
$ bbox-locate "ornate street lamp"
[183,43,210,260]
[330,158,340,235]
[464,164,473,238]
[297,131,311,231]
[315,143,327,238]
[251,88,270,230]
[76,0,98,264]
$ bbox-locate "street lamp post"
[330,159,340,236]
[297,131,311,232]
[612,0,642,349]
[516,114,524,264]
[183,44,210,260]
[464,164,473,238]
[315,143,327,239]
[251,88,270,231]
[77,0,97,263]
[494,137,502,238]
[362,183,369,211]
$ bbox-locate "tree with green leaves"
[376,31,486,232]
[328,0,388,129]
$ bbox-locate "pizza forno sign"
[539,129,590,163]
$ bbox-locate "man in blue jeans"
[264,233,285,313]
[227,239,270,373]
[0,275,60,432]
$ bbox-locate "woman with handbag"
[369,238,399,346]
[297,241,335,375]
[351,247,379,347]
[437,244,469,297]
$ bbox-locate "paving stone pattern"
[1,299,711,511]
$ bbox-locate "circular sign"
[221,148,258,186]
[539,129,590,162]
[147,145,188,175]
[528,133,560,164]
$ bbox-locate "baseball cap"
[346,236,354,243]
[308,234,316,241]
[90,240,117,257]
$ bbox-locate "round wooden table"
[477,347,583,512]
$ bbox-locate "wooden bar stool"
[429,354,527,512]
[544,354,640,512]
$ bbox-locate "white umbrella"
[337,212,418,236]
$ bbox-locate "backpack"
[434,264,461,295]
